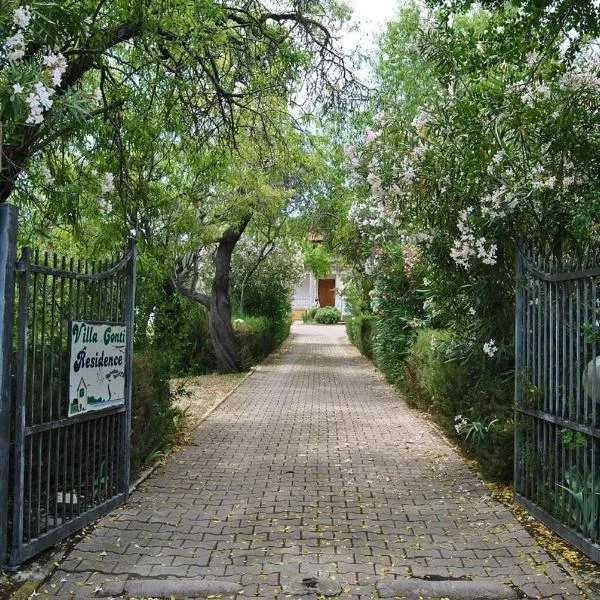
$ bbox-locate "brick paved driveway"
[38,324,584,598]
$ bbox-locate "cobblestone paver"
[37,324,585,598]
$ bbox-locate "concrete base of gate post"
[376,578,518,599]
[97,578,242,598]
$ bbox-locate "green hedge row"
[345,313,375,360]
[401,328,513,482]
[346,320,513,482]
[234,315,292,369]
[131,353,180,476]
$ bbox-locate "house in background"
[291,233,347,320]
[291,271,346,320]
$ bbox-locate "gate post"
[122,238,136,501]
[0,203,18,566]
[514,244,524,491]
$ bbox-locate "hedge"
[345,313,375,359]
[401,328,513,482]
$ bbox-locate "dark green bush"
[346,313,375,359]
[131,353,181,476]
[401,327,514,481]
[314,306,341,324]
[234,315,291,369]
[152,293,216,376]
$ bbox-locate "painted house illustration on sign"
[291,233,347,320]
[72,377,88,413]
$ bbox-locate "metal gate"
[515,244,600,562]
[0,204,136,567]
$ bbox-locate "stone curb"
[97,577,241,598]
[376,578,518,599]
[186,367,256,435]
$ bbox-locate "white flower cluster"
[559,63,600,92]
[450,207,498,268]
[480,186,517,220]
[366,172,383,199]
[363,129,380,144]
[454,415,468,434]
[100,172,115,194]
[506,78,554,106]
[6,30,26,62]
[401,244,419,278]
[343,145,359,170]
[483,338,497,357]
[98,173,115,213]
[5,5,69,125]
[347,199,387,234]
[42,167,54,185]
[364,254,380,276]
[412,105,433,132]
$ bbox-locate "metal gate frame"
[0,203,136,568]
[515,243,600,563]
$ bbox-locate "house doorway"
[318,279,336,307]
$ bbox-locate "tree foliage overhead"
[0,0,361,204]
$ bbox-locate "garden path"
[36,323,586,599]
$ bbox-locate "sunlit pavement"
[36,323,584,598]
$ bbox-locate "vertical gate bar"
[51,255,59,526]
[121,239,136,499]
[37,253,49,537]
[49,255,57,421]
[543,275,550,503]
[562,279,567,418]
[576,276,582,527]
[549,277,554,416]
[535,272,546,410]
[526,266,532,496]
[10,247,31,567]
[592,278,597,426]
[108,415,114,496]
[75,258,82,320]
[65,258,74,521]
[514,246,524,490]
[555,279,560,418]
[92,418,97,506]
[584,278,590,424]
[577,279,582,421]
[83,422,88,513]
[591,278,597,542]
[569,279,574,421]
[0,203,18,567]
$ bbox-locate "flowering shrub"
[340,1,600,480]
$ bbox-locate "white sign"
[68,321,127,417]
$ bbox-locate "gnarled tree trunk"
[175,214,251,373]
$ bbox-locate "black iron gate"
[0,204,136,567]
[515,244,600,562]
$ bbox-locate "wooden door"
[318,279,336,307]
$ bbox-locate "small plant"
[560,428,586,451]
[454,415,499,446]
[302,308,318,323]
[314,306,341,324]
[558,469,600,539]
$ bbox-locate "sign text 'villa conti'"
[68,321,127,417]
